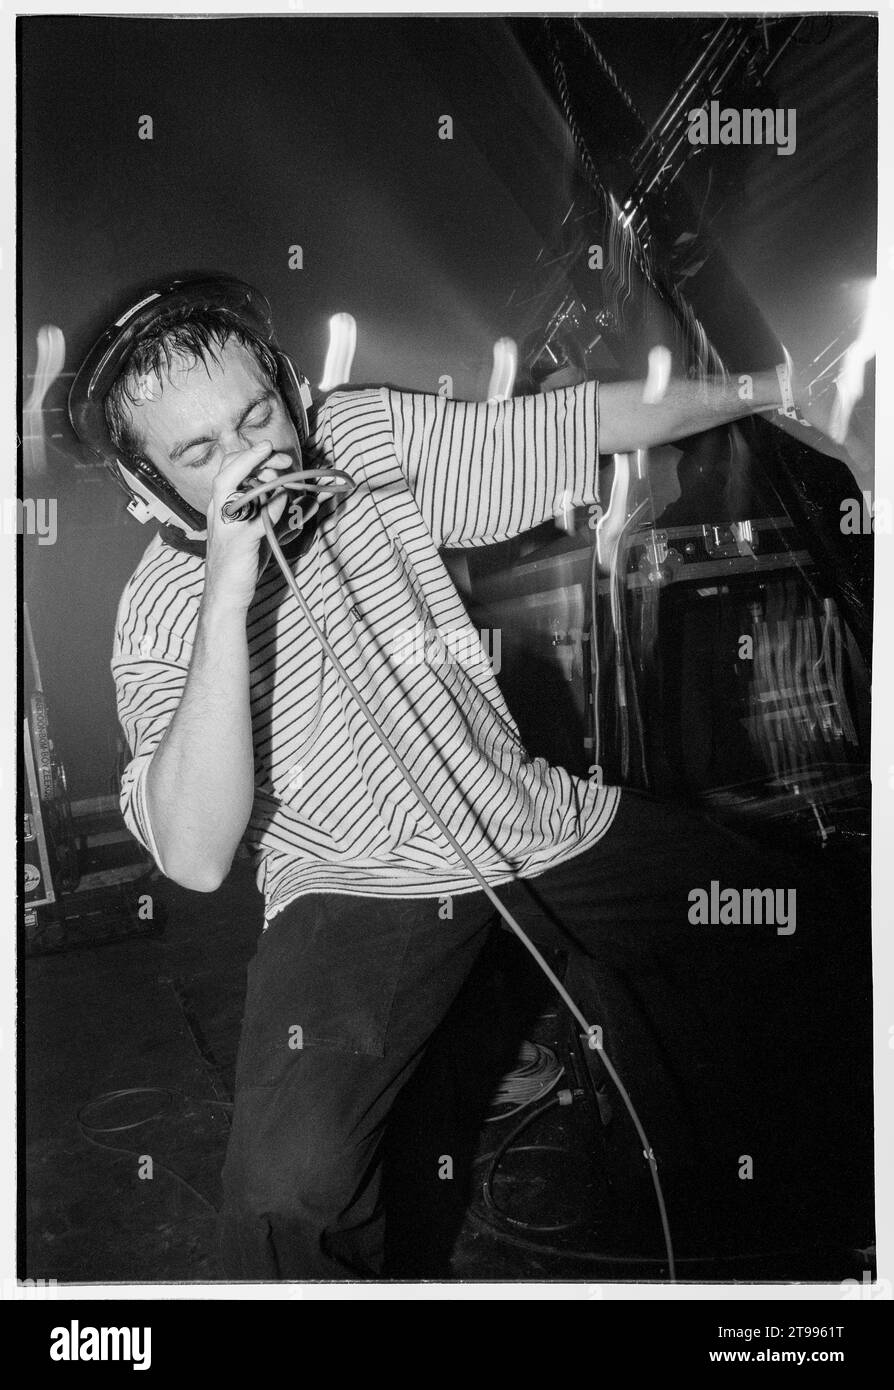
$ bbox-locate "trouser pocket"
[234,895,418,1086]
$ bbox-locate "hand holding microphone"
[220,460,355,524]
[205,441,301,610]
[205,439,356,611]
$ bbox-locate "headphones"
[68,275,315,541]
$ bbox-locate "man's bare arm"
[146,596,256,891]
[597,370,783,455]
[143,440,292,892]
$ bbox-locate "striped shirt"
[113,382,620,924]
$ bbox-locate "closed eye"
[183,405,275,467]
[170,388,279,465]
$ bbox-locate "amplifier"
[458,514,869,844]
[23,720,57,913]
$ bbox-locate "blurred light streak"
[829,278,877,444]
[642,345,671,404]
[319,312,357,391]
[487,337,517,402]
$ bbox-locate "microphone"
[220,467,357,525]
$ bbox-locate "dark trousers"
[219,790,872,1279]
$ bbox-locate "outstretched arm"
[597,370,783,455]
[599,365,872,483]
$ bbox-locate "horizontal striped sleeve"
[119,747,167,871]
[381,380,600,548]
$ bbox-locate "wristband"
[775,359,809,425]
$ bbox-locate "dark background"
[19,15,877,798]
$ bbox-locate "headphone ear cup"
[114,456,208,535]
[275,351,312,443]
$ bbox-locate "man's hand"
[205,439,295,611]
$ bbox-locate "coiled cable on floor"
[76,1087,232,1217]
[485,1041,564,1122]
[479,1094,603,1235]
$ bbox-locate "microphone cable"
[221,469,677,1280]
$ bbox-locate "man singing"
[73,276,870,1279]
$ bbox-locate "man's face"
[125,337,301,514]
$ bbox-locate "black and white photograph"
[13,2,890,1315]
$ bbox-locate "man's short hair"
[103,304,280,466]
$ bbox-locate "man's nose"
[221,427,267,457]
